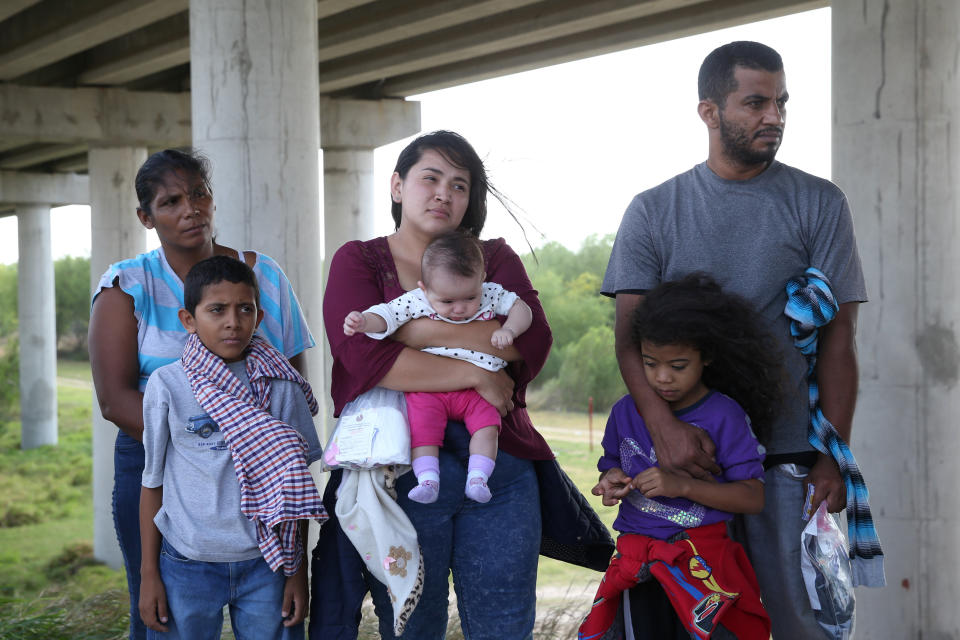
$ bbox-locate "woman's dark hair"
[421,231,485,286]
[698,41,783,107]
[183,255,259,316]
[391,130,488,236]
[135,148,213,215]
[632,272,783,443]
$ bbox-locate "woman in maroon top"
[318,131,553,639]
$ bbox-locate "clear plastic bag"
[801,500,856,639]
[322,387,410,471]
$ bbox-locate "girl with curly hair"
[581,273,783,640]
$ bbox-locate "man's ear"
[178,308,197,333]
[255,308,264,328]
[136,208,154,230]
[698,99,721,129]
[417,280,426,291]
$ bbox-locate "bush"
[0,339,18,419]
[533,326,626,412]
[54,256,90,357]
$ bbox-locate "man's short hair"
[698,41,784,106]
[183,255,260,315]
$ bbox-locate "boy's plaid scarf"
[181,333,327,576]
[784,267,885,587]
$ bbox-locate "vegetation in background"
[0,264,16,336]
[0,256,91,360]
[53,256,91,357]
[0,339,17,419]
[522,235,627,411]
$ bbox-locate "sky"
[0,7,830,265]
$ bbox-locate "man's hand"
[632,467,688,499]
[804,453,846,514]
[648,416,720,479]
[282,562,309,627]
[591,467,634,506]
[139,572,170,632]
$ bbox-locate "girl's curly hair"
[631,272,784,444]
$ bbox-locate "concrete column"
[833,2,957,636]
[88,145,147,569]
[319,98,420,437]
[189,0,322,382]
[16,204,56,449]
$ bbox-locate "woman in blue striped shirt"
[89,149,315,640]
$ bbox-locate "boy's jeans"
[148,539,301,640]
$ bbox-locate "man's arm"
[614,293,720,478]
[805,301,859,513]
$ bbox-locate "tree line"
[521,234,627,412]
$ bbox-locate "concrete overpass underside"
[0,0,951,637]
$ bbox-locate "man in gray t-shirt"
[601,42,866,639]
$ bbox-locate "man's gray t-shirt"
[142,359,322,562]
[602,161,867,455]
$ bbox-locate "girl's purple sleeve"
[597,409,622,473]
[323,241,404,416]
[483,238,552,388]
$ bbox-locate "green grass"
[0,361,128,639]
[0,363,617,638]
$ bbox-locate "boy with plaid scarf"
[139,256,326,639]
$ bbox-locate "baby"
[344,231,532,504]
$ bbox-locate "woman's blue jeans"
[368,428,541,640]
[114,430,147,640]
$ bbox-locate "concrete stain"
[915,323,960,386]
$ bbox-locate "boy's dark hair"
[698,41,784,106]
[632,272,783,444]
[135,148,213,215]
[183,255,260,315]
[421,231,485,286]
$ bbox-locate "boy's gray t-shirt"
[142,359,322,562]
[602,161,867,455]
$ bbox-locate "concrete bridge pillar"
[16,204,56,450]
[318,97,420,435]
[88,145,147,568]
[189,0,323,389]
[833,1,960,636]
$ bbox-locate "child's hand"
[139,572,170,632]
[491,327,515,349]
[282,561,309,627]
[343,311,365,336]
[591,467,633,506]
[632,467,689,499]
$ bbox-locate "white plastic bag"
[322,387,410,471]
[801,501,856,639]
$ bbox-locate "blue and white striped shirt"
[93,247,315,391]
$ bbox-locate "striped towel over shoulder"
[784,267,885,587]
[181,333,327,575]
